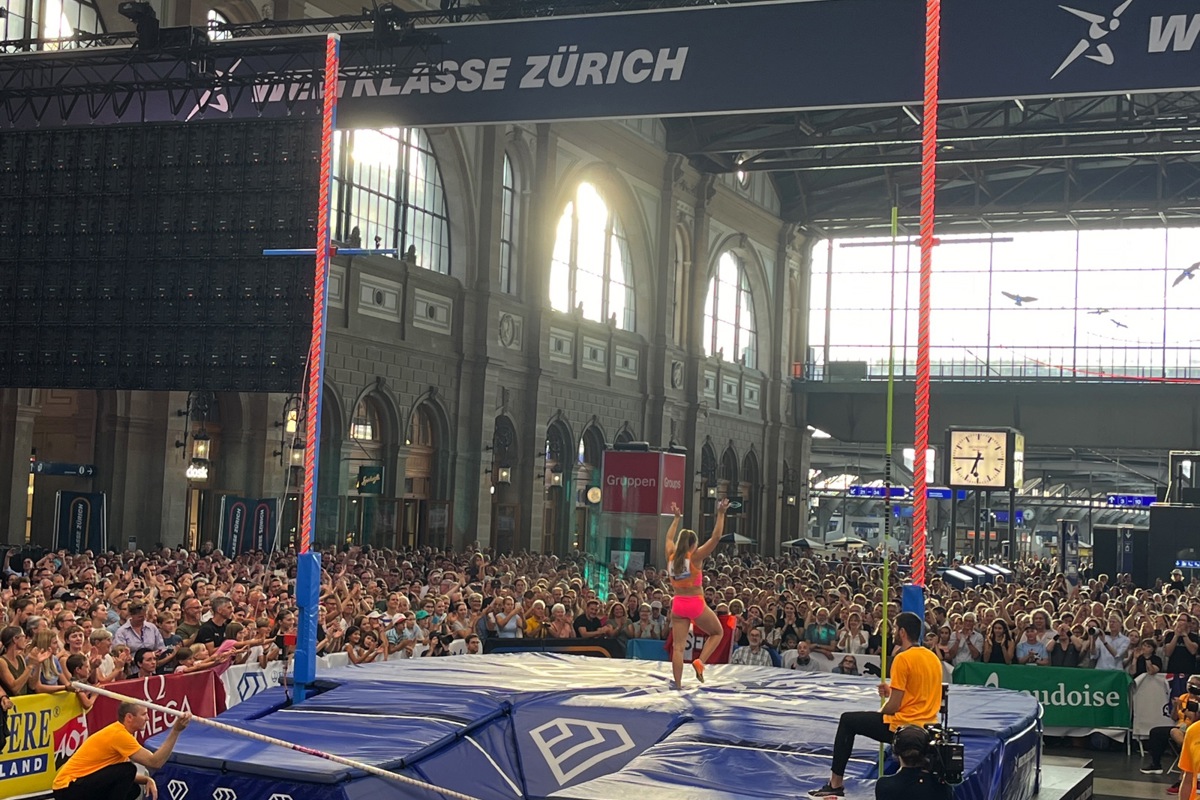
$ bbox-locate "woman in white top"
[836,612,870,655]
[490,596,524,639]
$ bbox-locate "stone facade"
[0,119,812,554]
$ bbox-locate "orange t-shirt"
[52,721,142,790]
[884,645,944,731]
[1179,719,1200,800]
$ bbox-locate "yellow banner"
[1,692,87,799]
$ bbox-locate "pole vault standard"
[911,0,942,591]
[71,681,485,800]
[295,32,339,702]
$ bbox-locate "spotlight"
[119,1,160,48]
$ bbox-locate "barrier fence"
[953,663,1132,729]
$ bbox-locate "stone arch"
[423,127,477,286]
[405,389,453,498]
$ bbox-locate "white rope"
[72,681,485,800]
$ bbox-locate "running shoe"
[1168,783,1181,795]
[1142,766,1165,775]
[692,659,705,683]
[807,784,844,797]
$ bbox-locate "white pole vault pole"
[72,681,484,800]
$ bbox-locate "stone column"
[0,390,39,547]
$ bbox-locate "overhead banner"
[52,491,107,554]
[953,662,1131,729]
[218,496,276,555]
[7,0,1200,129]
[0,692,87,797]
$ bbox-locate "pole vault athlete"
[665,498,728,688]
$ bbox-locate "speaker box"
[1092,525,1119,579]
[1151,505,1200,585]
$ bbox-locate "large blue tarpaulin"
[7,0,1200,129]
[149,653,1039,800]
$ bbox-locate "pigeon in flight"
[1088,308,1110,315]
[1173,262,1199,287]
[1111,319,1128,329]
[1002,291,1037,306]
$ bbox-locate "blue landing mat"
[150,653,1040,800]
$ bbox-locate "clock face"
[586,486,603,504]
[949,430,1008,488]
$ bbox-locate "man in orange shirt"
[52,701,191,800]
[1179,698,1200,800]
[810,612,944,797]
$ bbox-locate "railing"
[794,345,1200,383]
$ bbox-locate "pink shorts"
[672,595,706,621]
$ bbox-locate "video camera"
[915,685,965,785]
[921,723,965,785]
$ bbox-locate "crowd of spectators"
[1,541,1197,704]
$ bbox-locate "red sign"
[601,451,687,515]
[87,671,223,742]
[659,452,686,513]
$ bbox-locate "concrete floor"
[1044,741,1177,800]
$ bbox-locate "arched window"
[349,399,382,442]
[550,182,634,330]
[704,251,758,369]
[333,127,451,274]
[499,154,517,294]
[207,9,231,40]
[578,427,605,468]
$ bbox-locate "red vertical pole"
[912,0,941,587]
[301,33,340,556]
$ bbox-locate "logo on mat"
[267,795,295,800]
[1052,0,1134,78]
[528,718,635,785]
[212,789,238,800]
[167,780,189,800]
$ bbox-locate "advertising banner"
[601,452,662,515]
[219,497,276,555]
[220,662,287,709]
[52,491,107,554]
[250,499,276,554]
[10,0,1200,130]
[88,672,222,744]
[953,663,1131,729]
[659,453,686,515]
[601,451,684,515]
[0,692,87,798]
[219,496,251,556]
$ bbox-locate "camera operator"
[809,612,943,798]
[875,726,953,800]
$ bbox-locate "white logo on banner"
[1052,0,1133,78]
[185,59,243,122]
[528,718,635,786]
[167,780,189,800]
[986,672,1001,688]
[212,789,238,800]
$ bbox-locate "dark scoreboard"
[0,119,319,392]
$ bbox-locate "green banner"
[952,663,1131,729]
